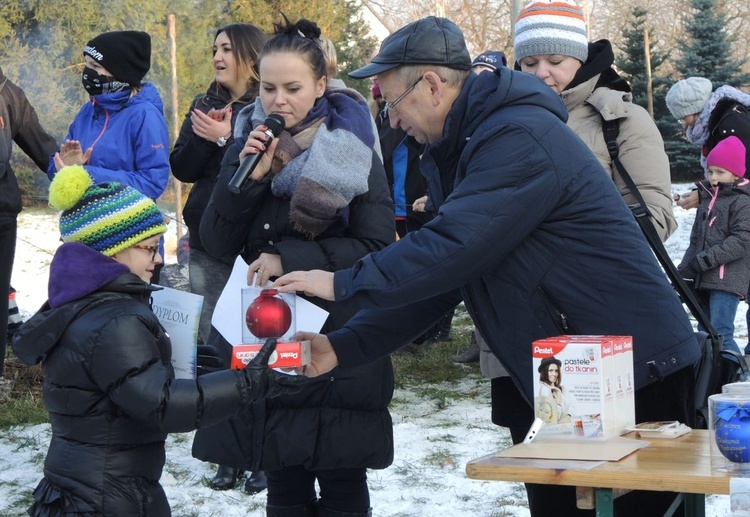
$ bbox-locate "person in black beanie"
[48,30,171,282]
[82,30,152,89]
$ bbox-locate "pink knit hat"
[706,136,747,178]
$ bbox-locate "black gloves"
[196,345,224,376]
[688,255,704,275]
[242,338,308,402]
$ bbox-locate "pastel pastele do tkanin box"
[532,335,634,438]
[229,287,309,369]
[230,340,311,369]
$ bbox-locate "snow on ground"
[1,185,733,516]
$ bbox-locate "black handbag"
[602,118,748,429]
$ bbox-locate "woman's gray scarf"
[247,88,373,237]
[687,85,750,168]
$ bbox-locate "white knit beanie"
[514,0,589,63]
[665,77,713,120]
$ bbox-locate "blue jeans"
[700,290,742,356]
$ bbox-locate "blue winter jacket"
[328,69,700,404]
[47,83,170,200]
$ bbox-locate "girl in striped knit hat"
[11,165,304,516]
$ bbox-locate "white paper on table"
[212,255,329,345]
[151,286,203,380]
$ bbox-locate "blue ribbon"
[716,405,750,422]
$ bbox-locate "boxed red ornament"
[241,287,296,343]
[231,340,311,369]
[532,335,634,438]
[232,287,307,369]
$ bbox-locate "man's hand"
[293,332,339,377]
[273,270,336,301]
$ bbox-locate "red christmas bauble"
[245,289,292,338]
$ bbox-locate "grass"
[0,355,48,429]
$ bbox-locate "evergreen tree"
[617,7,668,113]
[675,0,748,85]
[616,7,694,181]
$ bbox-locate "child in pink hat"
[679,135,750,357]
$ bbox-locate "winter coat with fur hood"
[561,40,677,242]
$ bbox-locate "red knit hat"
[706,136,747,178]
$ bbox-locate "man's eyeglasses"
[132,244,160,261]
[384,77,422,116]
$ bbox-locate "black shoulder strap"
[601,117,716,336]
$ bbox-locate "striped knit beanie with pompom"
[49,165,166,256]
[514,0,588,64]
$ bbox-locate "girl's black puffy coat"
[13,268,251,516]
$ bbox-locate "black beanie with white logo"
[84,31,151,86]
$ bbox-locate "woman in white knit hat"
[667,77,750,209]
[513,0,676,243]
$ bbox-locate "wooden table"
[466,430,732,517]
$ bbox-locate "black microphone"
[227,114,285,194]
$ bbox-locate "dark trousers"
[266,465,370,512]
[491,365,695,516]
[0,215,16,377]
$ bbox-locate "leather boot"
[209,465,244,490]
[318,503,372,516]
[244,470,267,494]
[266,498,319,516]
[451,341,480,363]
[451,331,479,363]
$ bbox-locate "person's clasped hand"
[191,107,231,143]
[54,140,93,171]
[242,338,308,402]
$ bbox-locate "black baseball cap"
[349,17,472,79]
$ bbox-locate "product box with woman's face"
[532,335,634,438]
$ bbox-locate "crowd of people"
[3,0,750,515]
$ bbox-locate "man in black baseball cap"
[348,17,472,145]
[277,16,699,516]
[349,17,471,79]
